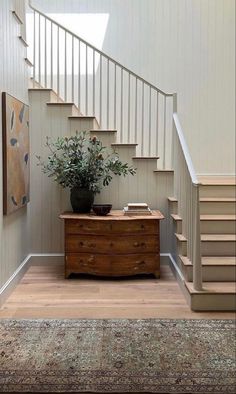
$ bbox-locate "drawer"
[65,253,159,276]
[65,220,111,235]
[65,219,159,235]
[65,234,159,254]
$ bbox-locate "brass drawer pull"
[133,242,140,247]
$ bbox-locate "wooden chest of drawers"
[60,210,164,279]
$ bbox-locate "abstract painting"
[2,92,29,215]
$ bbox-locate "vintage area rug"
[0,319,235,393]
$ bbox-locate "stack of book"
[123,202,152,216]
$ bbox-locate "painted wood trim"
[0,255,31,307]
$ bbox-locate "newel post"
[171,93,178,169]
[192,183,202,291]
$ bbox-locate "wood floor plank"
[0,262,235,319]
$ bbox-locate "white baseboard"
[0,254,31,307]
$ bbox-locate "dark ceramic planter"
[70,187,94,213]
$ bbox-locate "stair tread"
[200,197,236,202]
[47,102,75,106]
[111,143,138,146]
[171,214,181,220]
[180,255,236,266]
[185,281,236,294]
[168,196,177,202]
[198,176,236,185]
[154,170,174,173]
[200,214,236,220]
[175,233,187,241]
[69,115,96,119]
[175,233,236,242]
[201,234,236,241]
[90,129,117,132]
[132,156,159,160]
[172,214,236,221]
[28,88,53,91]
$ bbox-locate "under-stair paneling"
[32,0,235,174]
[0,0,29,289]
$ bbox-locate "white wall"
[32,0,235,174]
[0,0,29,288]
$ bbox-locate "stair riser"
[177,242,187,256]
[174,220,235,234]
[90,131,116,146]
[200,202,236,215]
[177,240,235,256]
[200,185,236,198]
[172,221,182,233]
[184,265,236,282]
[69,118,99,133]
[29,90,52,103]
[168,200,178,215]
[112,146,137,164]
[191,293,236,311]
[200,221,235,234]
[201,241,236,256]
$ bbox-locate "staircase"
[170,176,236,311]
[27,4,235,311]
[28,87,173,257]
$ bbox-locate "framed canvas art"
[2,92,30,215]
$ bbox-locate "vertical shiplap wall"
[32,0,235,174]
[0,0,29,288]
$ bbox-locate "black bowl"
[92,204,112,216]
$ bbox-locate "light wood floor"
[0,262,235,319]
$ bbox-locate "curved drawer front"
[65,220,111,235]
[66,253,159,276]
[65,219,158,235]
[66,234,159,254]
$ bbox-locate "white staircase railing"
[27,4,202,290]
[172,95,202,290]
[27,4,174,164]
